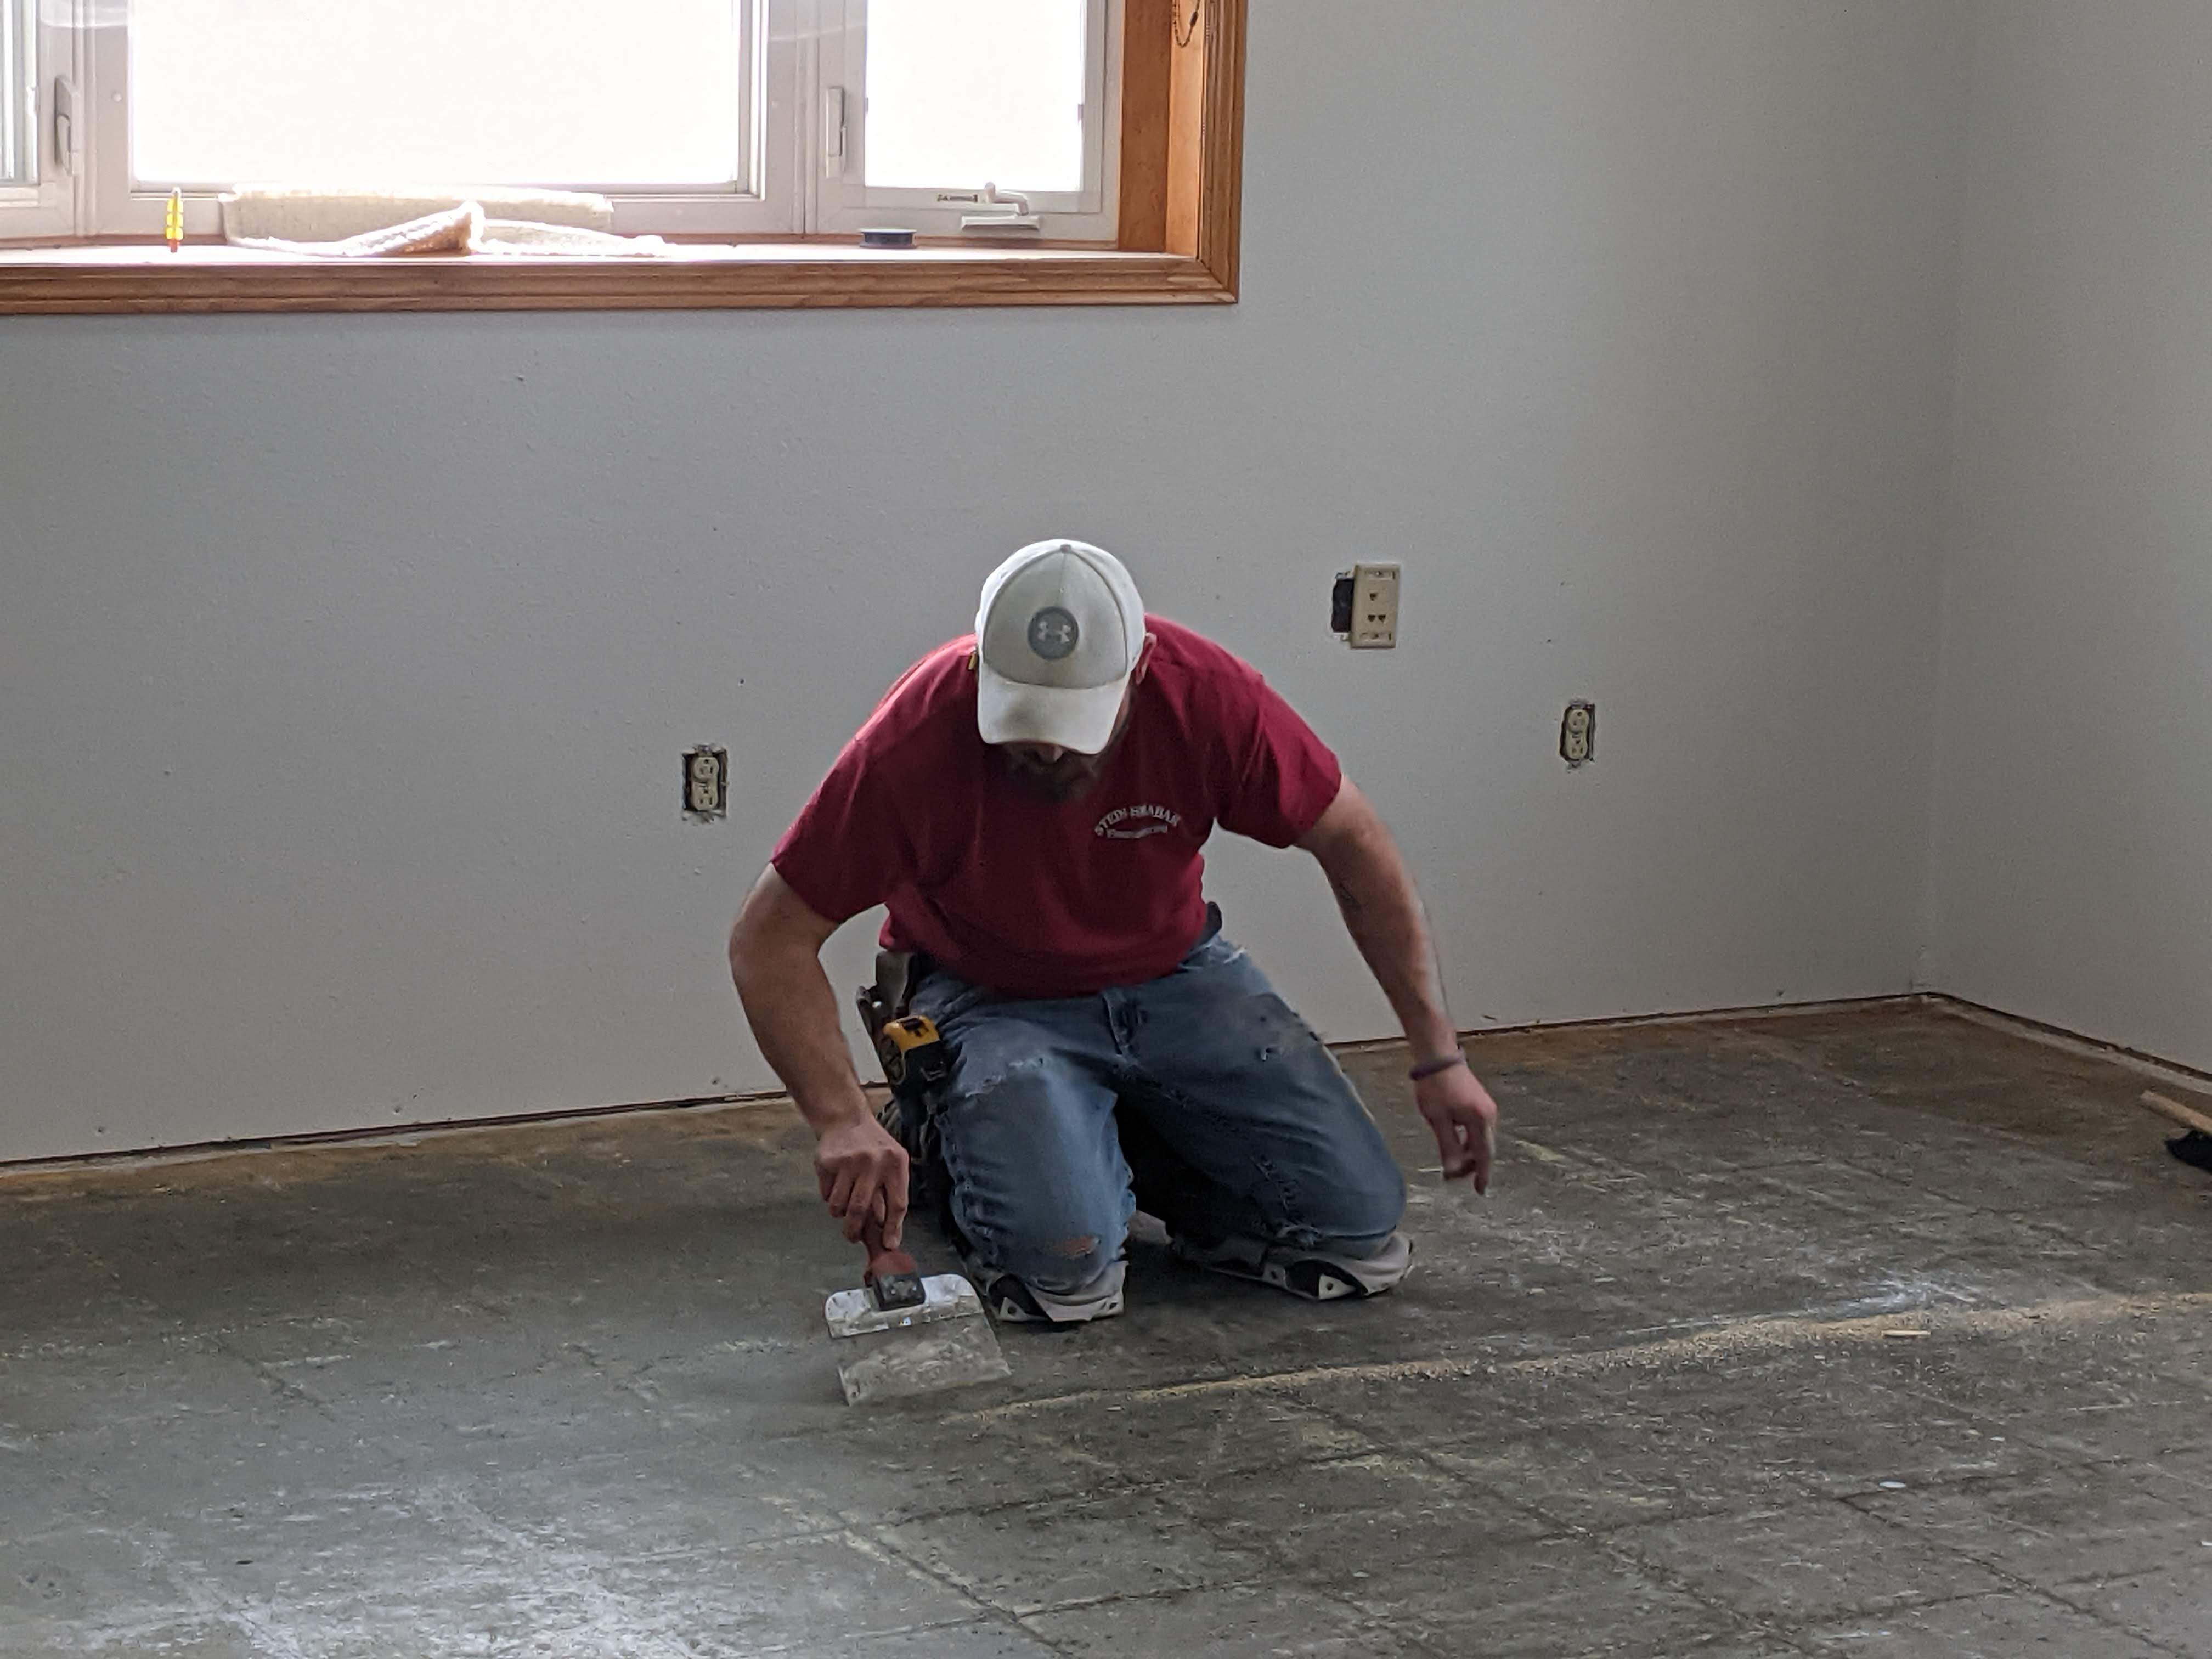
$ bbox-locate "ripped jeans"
[906,909,1407,1296]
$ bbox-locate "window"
[0,0,1247,314]
[0,0,68,237]
[4,0,1121,241]
[814,0,1118,239]
[63,0,795,239]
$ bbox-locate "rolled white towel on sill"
[220,185,615,244]
[221,200,676,261]
[472,219,673,258]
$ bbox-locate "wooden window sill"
[0,239,1237,315]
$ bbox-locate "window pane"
[130,1,748,188]
[0,0,27,187]
[864,0,1086,193]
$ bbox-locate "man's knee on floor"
[991,1224,1121,1295]
[1306,1159,1408,1257]
[939,1058,1133,1296]
[964,1190,1130,1322]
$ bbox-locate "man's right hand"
[815,1113,910,1248]
[729,870,917,1252]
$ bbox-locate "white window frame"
[0,0,77,240]
[810,0,1120,242]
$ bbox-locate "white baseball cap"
[975,540,1147,754]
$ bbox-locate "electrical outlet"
[1347,562,1400,650]
[684,747,729,819]
[1560,702,1595,768]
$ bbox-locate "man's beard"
[998,737,1122,802]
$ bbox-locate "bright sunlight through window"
[129,0,751,187]
[862,0,1087,193]
[2,0,1154,249]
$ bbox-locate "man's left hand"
[1415,1065,1499,1195]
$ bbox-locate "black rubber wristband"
[1407,1052,1469,1082]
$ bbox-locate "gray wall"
[1926,2,2212,1072]
[0,3,1973,1163]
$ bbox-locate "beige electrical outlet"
[684,747,729,819]
[1348,563,1400,649]
[1561,702,1595,767]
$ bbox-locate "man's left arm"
[1297,778,1499,1194]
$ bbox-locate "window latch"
[822,86,847,176]
[50,76,76,172]
[960,183,1041,236]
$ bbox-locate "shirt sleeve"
[770,721,914,924]
[1215,667,1344,848]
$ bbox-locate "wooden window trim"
[0,0,1246,317]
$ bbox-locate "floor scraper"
[823,960,1009,1406]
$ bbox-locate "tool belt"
[856,951,957,1235]
[855,951,951,1102]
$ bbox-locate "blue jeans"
[907,910,1408,1295]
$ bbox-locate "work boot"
[1171,1229,1413,1302]
[960,1251,1127,1325]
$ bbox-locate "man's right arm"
[728,866,910,1248]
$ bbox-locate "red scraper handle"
[861,1216,927,1312]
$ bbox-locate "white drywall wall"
[0,2,1971,1163]
[1926,1,2212,1073]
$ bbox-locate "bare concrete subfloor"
[6,1002,2212,1657]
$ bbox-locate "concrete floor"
[5,1002,2212,1657]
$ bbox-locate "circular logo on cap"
[1028,606,1080,661]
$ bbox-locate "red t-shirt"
[771,617,1342,998]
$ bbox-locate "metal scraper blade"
[826,1272,1011,1406]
